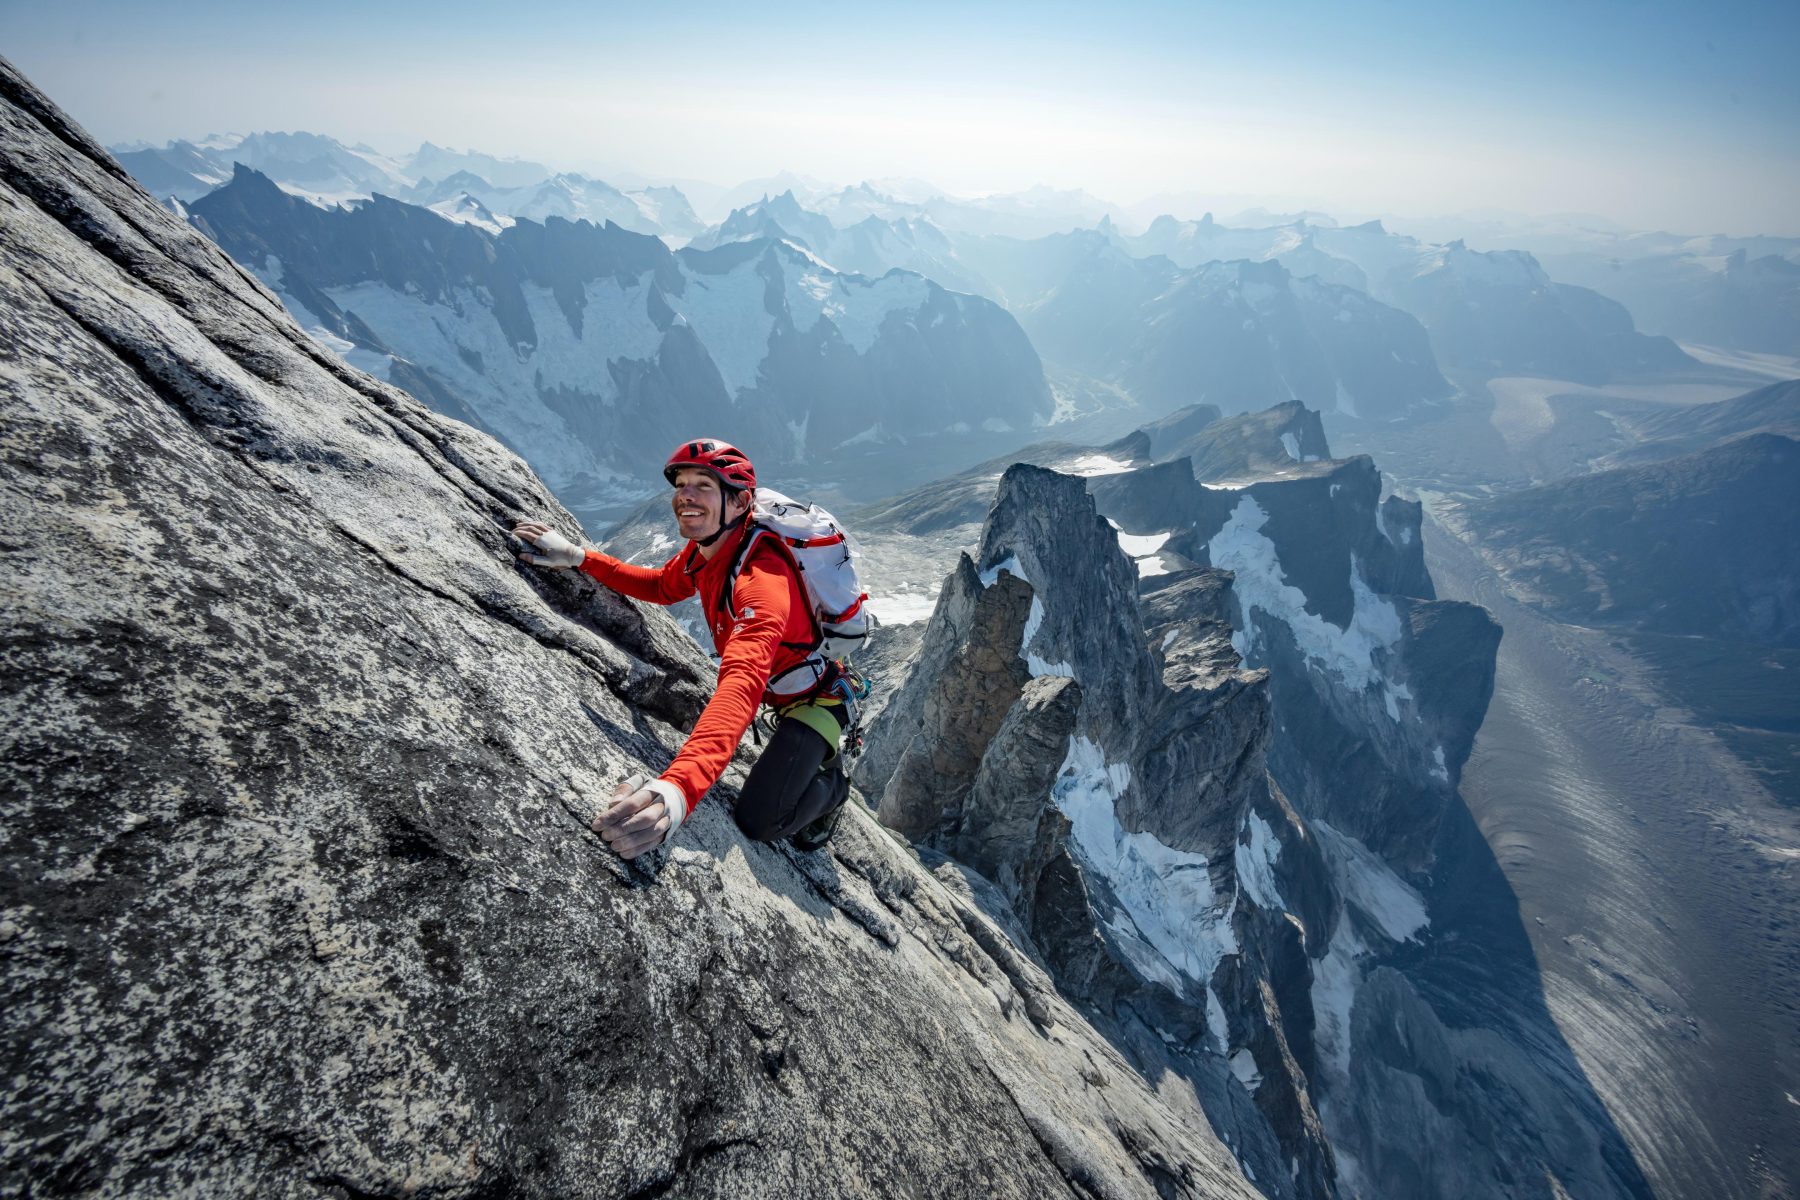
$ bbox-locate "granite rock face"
[0,58,1273,1200]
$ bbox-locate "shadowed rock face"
[1461,432,1800,646]
[860,436,1659,1199]
[1132,401,1332,483]
[862,465,1342,1198]
[1,58,1279,1200]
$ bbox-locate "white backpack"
[723,487,871,665]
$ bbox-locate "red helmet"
[663,438,756,491]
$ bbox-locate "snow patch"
[1053,736,1239,993]
[1235,811,1285,911]
[253,262,395,383]
[1063,454,1132,477]
[1430,744,1450,782]
[869,591,939,626]
[1206,986,1231,1055]
[1230,1048,1263,1092]
[1311,921,1366,1079]
[1116,530,1172,557]
[1021,596,1046,655]
[665,263,774,398]
[786,412,810,462]
[1317,821,1428,944]
[837,422,888,448]
[978,554,1026,588]
[1208,498,1405,701]
[1107,917,1188,994]
[1309,821,1432,1092]
[780,259,930,354]
[1022,596,1073,678]
[315,277,654,486]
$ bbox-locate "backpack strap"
[722,522,824,653]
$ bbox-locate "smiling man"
[512,439,854,858]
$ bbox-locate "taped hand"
[512,521,585,569]
[594,774,674,860]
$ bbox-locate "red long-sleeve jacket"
[580,521,819,823]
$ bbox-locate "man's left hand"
[512,521,586,569]
[595,783,671,860]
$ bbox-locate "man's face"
[671,468,748,540]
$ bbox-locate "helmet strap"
[694,488,749,548]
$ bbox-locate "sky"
[4,0,1798,234]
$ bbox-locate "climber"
[511,439,854,860]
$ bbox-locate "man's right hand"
[512,521,585,569]
[595,774,675,860]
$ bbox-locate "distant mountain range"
[1544,247,1800,358]
[113,133,707,242]
[408,170,706,240]
[115,129,1794,365]
[689,190,990,296]
[953,228,1453,420]
[187,166,1051,516]
[116,131,408,206]
[113,133,1129,248]
[117,130,1793,513]
[1115,215,1694,383]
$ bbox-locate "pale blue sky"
[4,0,1797,232]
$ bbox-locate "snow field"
[1052,735,1241,999]
[780,255,932,354]
[1207,496,1412,719]
[318,278,655,487]
[1109,524,1174,579]
[1235,811,1285,912]
[1308,820,1429,1084]
[665,264,774,398]
[1062,454,1134,477]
